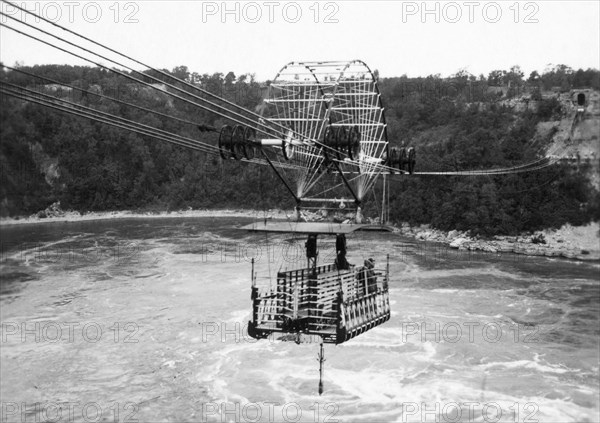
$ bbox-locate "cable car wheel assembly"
[219,124,260,160]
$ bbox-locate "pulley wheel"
[243,127,257,160]
[231,125,245,160]
[347,126,361,160]
[324,126,336,146]
[407,147,416,174]
[398,147,407,172]
[218,125,233,160]
[335,127,349,160]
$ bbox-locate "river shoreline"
[0,208,285,225]
[395,221,600,262]
[1,206,598,262]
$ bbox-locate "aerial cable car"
[224,61,402,394]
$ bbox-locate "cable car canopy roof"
[240,221,394,234]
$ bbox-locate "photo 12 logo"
[1,401,139,423]
[0,1,140,24]
[401,1,540,24]
[201,401,339,423]
[201,1,340,24]
[401,401,539,423]
[1,321,140,344]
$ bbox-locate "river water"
[1,217,598,423]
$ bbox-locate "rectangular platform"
[240,221,394,234]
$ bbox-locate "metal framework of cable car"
[215,60,412,223]
[212,63,396,350]
[230,61,398,394]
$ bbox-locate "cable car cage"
[243,222,391,344]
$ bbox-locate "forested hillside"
[1,63,598,235]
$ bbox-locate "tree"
[528,70,540,83]
[171,65,190,82]
[505,65,524,87]
[225,71,236,85]
[487,70,505,86]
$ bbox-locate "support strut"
[260,149,299,204]
[331,159,361,207]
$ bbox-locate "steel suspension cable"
[1,84,222,155]
[0,14,286,142]
[1,0,296,137]
[1,64,210,130]
[1,84,304,171]
[0,4,359,163]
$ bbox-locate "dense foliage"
[1,63,598,235]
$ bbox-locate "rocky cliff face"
[538,89,600,189]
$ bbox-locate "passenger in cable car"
[357,258,376,295]
[335,234,350,270]
[365,258,377,294]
